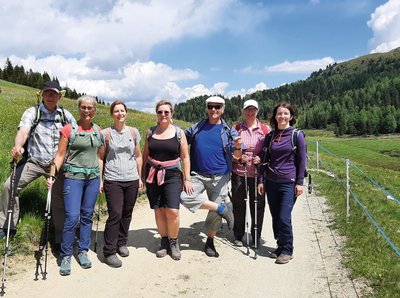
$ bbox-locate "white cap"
[205,96,225,105]
[243,99,258,110]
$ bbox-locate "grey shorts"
[181,171,231,212]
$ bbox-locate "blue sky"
[0,0,399,112]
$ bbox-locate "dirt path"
[4,192,365,298]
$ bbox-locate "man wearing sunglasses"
[181,96,242,257]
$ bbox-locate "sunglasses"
[207,105,222,110]
[157,110,170,115]
[80,106,95,111]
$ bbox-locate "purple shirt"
[265,126,307,185]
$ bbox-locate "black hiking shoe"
[204,237,219,258]
[220,202,234,230]
[156,237,170,258]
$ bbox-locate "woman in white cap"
[231,99,270,247]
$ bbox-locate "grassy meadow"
[306,132,400,297]
[1,80,400,296]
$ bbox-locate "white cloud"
[239,57,335,74]
[368,0,400,53]
[0,0,269,111]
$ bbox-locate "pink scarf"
[146,156,181,186]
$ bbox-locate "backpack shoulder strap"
[59,105,67,126]
[172,124,182,144]
[261,131,274,164]
[147,126,157,142]
[128,126,137,144]
[291,128,303,152]
[32,104,41,131]
[105,127,111,155]
[68,121,78,148]
[260,123,270,136]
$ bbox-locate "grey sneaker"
[60,256,72,276]
[78,250,92,269]
[275,253,293,264]
[234,239,243,247]
[220,202,234,230]
[117,245,129,257]
[105,254,122,268]
[269,248,281,259]
[169,238,181,261]
[156,237,169,258]
[204,238,219,258]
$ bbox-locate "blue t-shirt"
[191,123,229,175]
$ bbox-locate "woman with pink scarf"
[142,100,192,261]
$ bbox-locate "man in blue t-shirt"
[181,96,242,257]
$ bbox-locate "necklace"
[157,125,171,134]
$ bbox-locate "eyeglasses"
[80,106,95,111]
[157,110,170,115]
[207,105,222,110]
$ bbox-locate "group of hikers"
[0,80,307,277]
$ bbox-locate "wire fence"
[308,140,400,257]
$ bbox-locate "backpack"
[104,126,137,158]
[262,128,309,178]
[235,122,270,136]
[147,124,182,146]
[19,104,69,165]
[63,122,102,176]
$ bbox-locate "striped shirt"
[19,103,75,166]
[232,120,267,178]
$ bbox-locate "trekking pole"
[0,159,17,296]
[253,164,258,260]
[94,194,101,253]
[244,164,251,256]
[34,177,53,280]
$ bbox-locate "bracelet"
[234,147,242,151]
[184,177,191,182]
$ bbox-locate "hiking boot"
[169,238,181,261]
[269,248,281,259]
[204,238,219,258]
[156,237,170,258]
[117,245,129,257]
[275,253,293,264]
[105,254,122,268]
[60,256,72,276]
[78,250,92,269]
[234,239,243,247]
[0,229,16,239]
[220,202,234,230]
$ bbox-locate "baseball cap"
[205,96,225,105]
[42,81,61,93]
[243,99,258,110]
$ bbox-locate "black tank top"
[148,135,180,161]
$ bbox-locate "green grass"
[307,132,400,297]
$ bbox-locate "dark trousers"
[231,172,265,241]
[265,179,296,255]
[103,180,139,256]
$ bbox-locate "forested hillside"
[174,47,400,136]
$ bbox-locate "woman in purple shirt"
[259,102,307,264]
